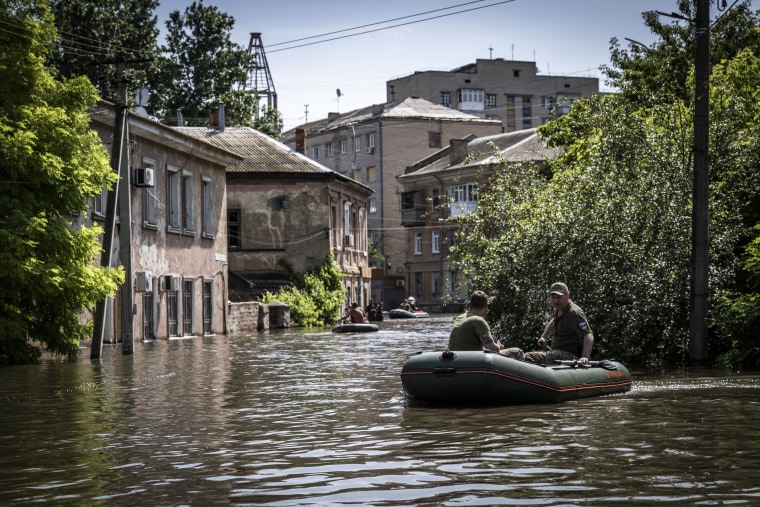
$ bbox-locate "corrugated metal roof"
[177,126,333,174]
[399,129,560,180]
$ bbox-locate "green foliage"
[253,106,284,140]
[147,1,257,126]
[260,255,345,327]
[603,1,760,107]
[48,0,160,104]
[0,0,123,365]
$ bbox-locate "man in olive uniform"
[448,290,523,359]
[524,282,594,364]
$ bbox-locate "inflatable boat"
[389,308,430,319]
[400,349,632,405]
[332,322,379,333]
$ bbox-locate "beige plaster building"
[386,58,599,131]
[284,97,502,308]
[180,124,374,308]
[396,129,560,312]
[89,105,243,342]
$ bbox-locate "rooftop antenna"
[336,88,342,112]
[511,44,514,60]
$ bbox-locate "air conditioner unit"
[132,167,155,187]
[366,146,375,154]
[135,271,153,292]
[161,274,181,292]
[396,279,405,288]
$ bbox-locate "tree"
[602,0,759,107]
[147,1,257,127]
[48,0,159,104]
[0,0,123,365]
[448,26,760,368]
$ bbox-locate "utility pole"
[690,0,710,364]
[91,57,135,358]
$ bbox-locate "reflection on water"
[1,315,759,506]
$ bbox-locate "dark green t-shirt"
[448,310,491,350]
[551,301,592,356]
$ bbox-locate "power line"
[267,0,490,48]
[268,0,517,53]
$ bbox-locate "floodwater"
[1,315,759,506]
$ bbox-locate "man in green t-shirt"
[448,290,523,359]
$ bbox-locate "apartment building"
[285,97,502,308]
[88,104,243,343]
[180,122,373,308]
[396,129,560,311]
[386,58,599,131]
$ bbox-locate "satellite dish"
[135,106,148,116]
[135,87,150,107]
[336,88,342,98]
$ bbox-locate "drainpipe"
[434,172,446,303]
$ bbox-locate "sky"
[153,0,741,131]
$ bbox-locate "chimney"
[176,109,183,127]
[449,138,469,165]
[218,102,225,132]
[295,128,306,155]
[327,112,340,122]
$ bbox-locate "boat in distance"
[389,308,430,319]
[400,349,632,405]
[332,322,379,333]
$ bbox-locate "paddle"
[557,359,619,370]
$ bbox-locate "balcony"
[401,207,427,226]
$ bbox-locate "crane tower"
[247,32,277,113]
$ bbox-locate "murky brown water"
[1,315,759,506]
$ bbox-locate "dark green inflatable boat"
[401,349,632,405]
[332,322,379,333]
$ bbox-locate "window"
[143,158,157,227]
[167,167,181,231]
[344,201,351,238]
[522,95,532,129]
[352,168,361,181]
[428,132,441,148]
[486,94,497,108]
[228,209,240,249]
[432,230,440,254]
[354,136,361,152]
[182,171,194,233]
[401,192,415,211]
[312,145,320,160]
[201,177,213,238]
[414,232,422,255]
[441,91,451,107]
[325,143,333,157]
[431,188,440,211]
[168,288,179,337]
[202,280,213,334]
[182,279,193,336]
[369,198,377,213]
[366,133,375,149]
[432,272,441,297]
[94,185,107,216]
[367,166,377,182]
[541,96,555,109]
[143,288,155,340]
[358,208,365,250]
[457,88,484,104]
[513,69,521,78]
[340,139,347,154]
[449,183,478,217]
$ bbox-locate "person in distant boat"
[524,282,594,365]
[339,302,367,323]
[399,299,411,311]
[407,297,418,311]
[447,290,523,359]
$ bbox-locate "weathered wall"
[227,301,291,334]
